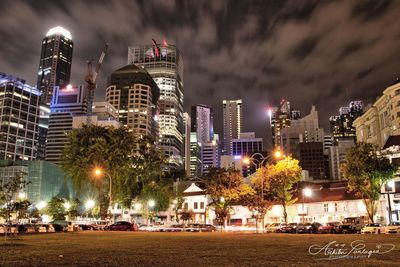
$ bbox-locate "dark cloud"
[1,0,400,148]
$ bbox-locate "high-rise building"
[201,135,220,174]
[299,142,328,180]
[36,26,73,159]
[222,99,242,155]
[280,106,324,158]
[269,99,293,148]
[231,132,263,156]
[190,132,202,178]
[330,101,363,141]
[37,26,73,105]
[45,85,87,164]
[353,81,400,148]
[183,113,191,177]
[191,104,213,144]
[106,65,160,137]
[128,41,184,168]
[0,74,40,161]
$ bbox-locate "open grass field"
[0,232,399,266]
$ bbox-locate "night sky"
[1,0,400,147]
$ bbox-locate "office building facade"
[45,85,87,164]
[222,99,242,155]
[231,132,263,156]
[353,82,400,148]
[128,41,184,168]
[106,65,160,137]
[0,74,40,161]
[330,101,363,141]
[37,26,73,105]
[191,104,213,144]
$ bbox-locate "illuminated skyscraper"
[330,101,363,141]
[222,99,242,155]
[37,26,73,105]
[36,26,73,159]
[45,85,87,164]
[0,73,40,160]
[270,99,292,148]
[106,64,160,138]
[191,104,213,144]
[128,41,184,168]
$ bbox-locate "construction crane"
[84,43,108,125]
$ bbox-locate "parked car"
[361,223,383,234]
[197,224,216,232]
[51,223,66,232]
[109,221,137,231]
[36,224,55,233]
[384,222,400,234]
[340,217,365,234]
[138,224,156,231]
[18,224,37,234]
[0,224,17,234]
[297,223,313,233]
[266,223,286,233]
[280,223,298,233]
[318,222,341,234]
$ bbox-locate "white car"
[266,223,286,233]
[361,223,383,234]
[384,222,400,234]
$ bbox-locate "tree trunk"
[282,203,288,223]
[364,198,375,223]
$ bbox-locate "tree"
[265,157,302,223]
[62,125,167,218]
[203,168,254,228]
[342,142,397,223]
[179,209,193,224]
[244,167,274,232]
[0,171,30,241]
[46,197,66,221]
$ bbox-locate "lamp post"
[94,168,113,221]
[302,188,312,223]
[148,200,155,224]
[382,180,395,224]
[243,149,283,232]
[85,199,95,218]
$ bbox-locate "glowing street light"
[388,180,395,189]
[274,149,283,159]
[64,202,71,210]
[243,157,250,165]
[18,192,26,200]
[302,188,313,222]
[85,199,95,210]
[36,201,47,210]
[148,200,155,208]
[303,188,312,198]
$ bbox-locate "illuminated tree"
[265,157,302,223]
[342,142,397,223]
[203,168,254,228]
[244,167,274,232]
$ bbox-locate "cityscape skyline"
[2,0,400,146]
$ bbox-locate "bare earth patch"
[0,232,399,266]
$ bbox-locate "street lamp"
[93,167,113,219]
[64,202,71,211]
[148,200,155,208]
[36,201,47,210]
[243,149,284,233]
[18,192,26,200]
[302,188,312,223]
[85,199,95,218]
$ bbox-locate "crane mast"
[85,43,108,125]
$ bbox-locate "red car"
[109,221,138,231]
[318,222,341,234]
